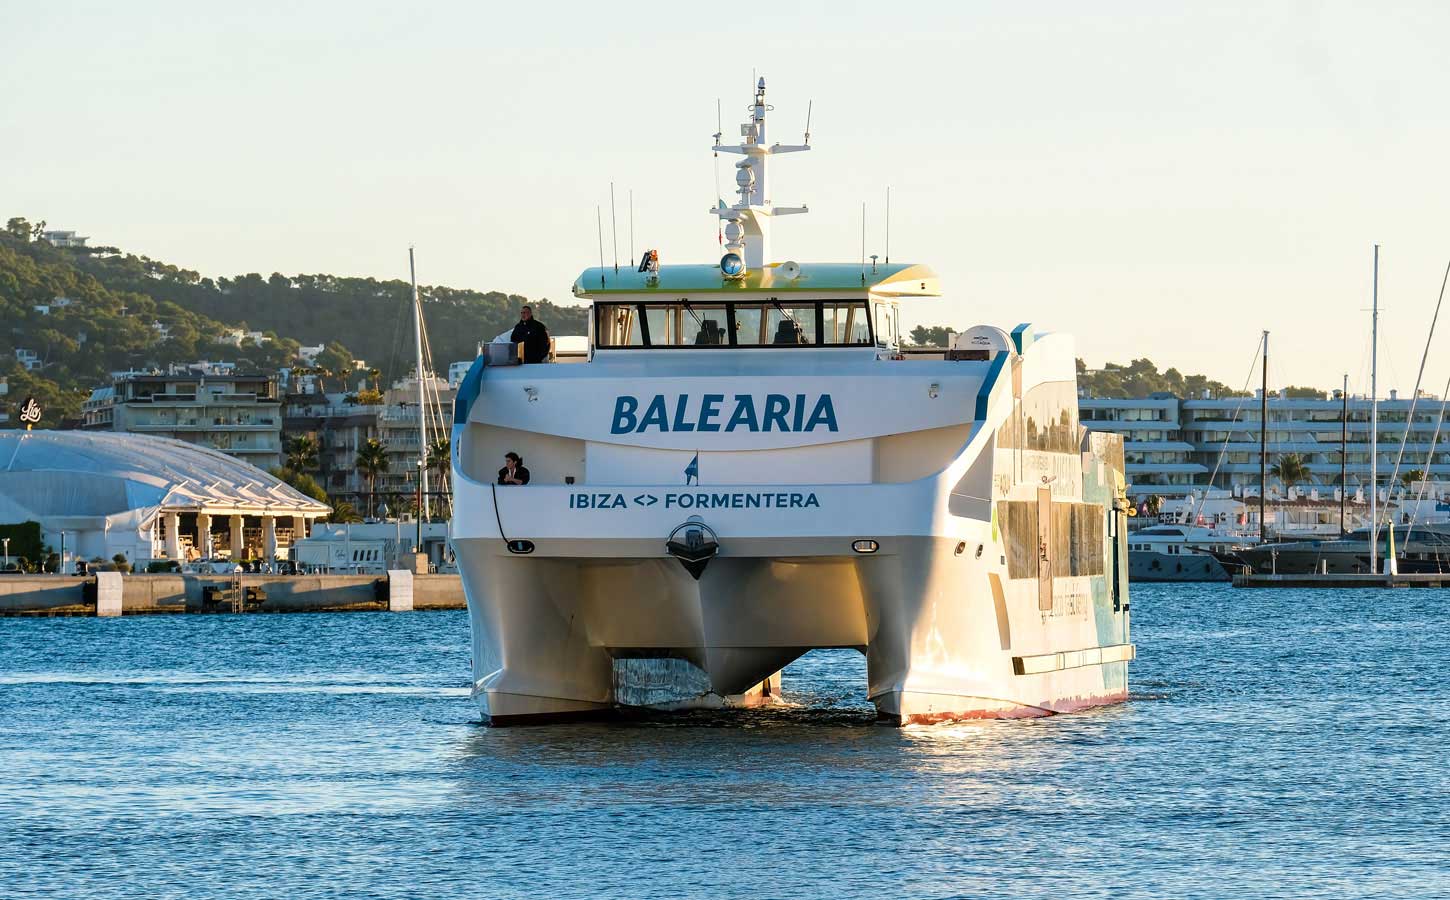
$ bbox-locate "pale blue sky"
[4,1,1448,392]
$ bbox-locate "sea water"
[0,583,1445,899]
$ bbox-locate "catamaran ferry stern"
[451,80,1134,724]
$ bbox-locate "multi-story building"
[81,368,283,469]
[1081,389,1450,501]
[283,372,455,510]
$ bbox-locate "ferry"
[450,79,1135,724]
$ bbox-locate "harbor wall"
[0,573,466,616]
[0,576,91,615]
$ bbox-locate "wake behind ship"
[451,80,1134,724]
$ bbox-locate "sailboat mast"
[1370,244,1379,572]
[1340,373,1348,535]
[1259,330,1268,544]
[410,248,430,543]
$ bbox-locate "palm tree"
[355,438,390,517]
[1270,452,1310,491]
[1401,469,1425,488]
[326,499,363,524]
[426,436,451,518]
[284,434,319,473]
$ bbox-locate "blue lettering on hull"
[567,491,822,510]
[610,394,838,434]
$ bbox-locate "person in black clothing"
[498,452,530,485]
[510,305,551,363]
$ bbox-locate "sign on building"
[17,396,42,429]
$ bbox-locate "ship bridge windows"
[873,302,898,348]
[686,305,728,345]
[599,304,644,346]
[729,303,817,345]
[824,303,872,345]
[594,300,883,349]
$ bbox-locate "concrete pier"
[95,572,123,617]
[0,573,465,616]
[386,570,414,612]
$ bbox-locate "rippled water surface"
[2,584,1447,899]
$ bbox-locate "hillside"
[70,245,589,380]
[0,218,589,426]
[1073,358,1251,399]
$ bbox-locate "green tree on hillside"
[1075,356,1250,399]
[907,325,954,347]
[314,341,355,391]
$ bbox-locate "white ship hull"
[450,79,1130,725]
[451,334,1133,725]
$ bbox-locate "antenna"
[629,189,635,270]
[610,182,619,273]
[596,206,605,288]
[804,100,813,146]
[860,201,867,282]
[884,186,891,264]
[714,98,722,153]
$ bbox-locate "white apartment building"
[283,372,455,508]
[1081,390,1450,501]
[82,372,284,469]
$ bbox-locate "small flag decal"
[684,452,699,486]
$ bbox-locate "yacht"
[1128,525,1245,582]
[1223,524,1450,575]
[450,79,1135,724]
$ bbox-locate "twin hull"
[451,337,1133,723]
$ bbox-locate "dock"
[0,572,466,617]
[1233,572,1450,589]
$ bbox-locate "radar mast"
[711,77,810,272]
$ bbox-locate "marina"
[2,582,1443,899]
[5,5,1450,897]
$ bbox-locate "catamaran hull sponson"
[455,533,1130,724]
[451,332,1133,725]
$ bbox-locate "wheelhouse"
[593,298,892,349]
[572,261,941,353]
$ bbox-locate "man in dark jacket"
[510,305,551,363]
[497,452,530,485]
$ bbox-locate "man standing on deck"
[510,305,550,363]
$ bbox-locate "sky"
[3,1,1449,394]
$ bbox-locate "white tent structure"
[0,430,330,569]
